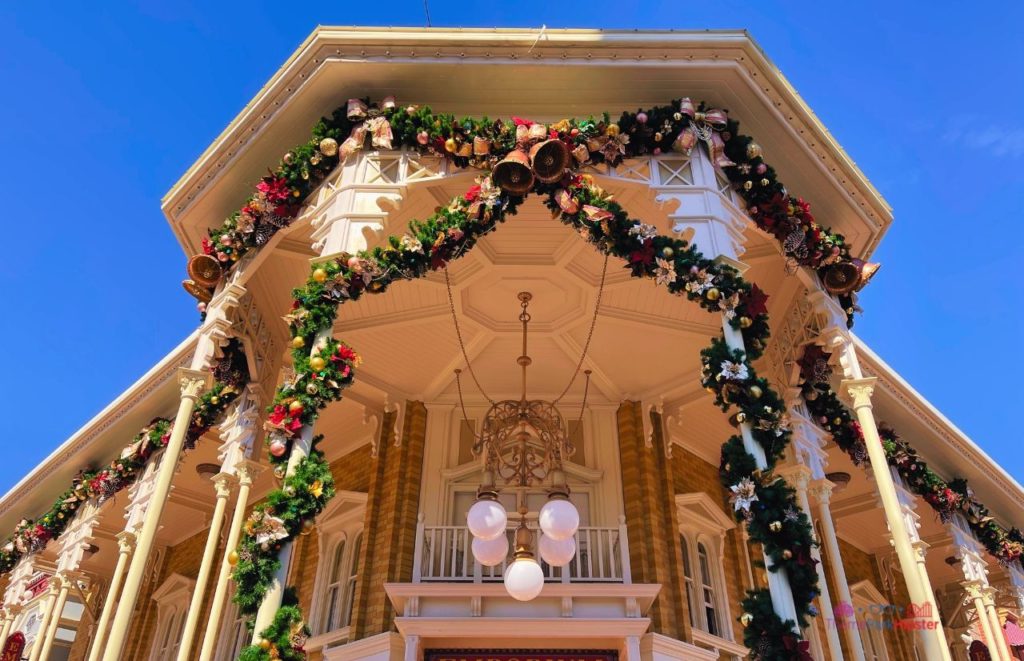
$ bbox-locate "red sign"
[1,632,25,661]
[426,651,616,661]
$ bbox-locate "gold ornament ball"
[662,246,674,258]
[739,316,753,328]
[301,519,315,535]
[210,395,219,405]
[310,356,326,371]
[749,385,763,399]
[259,639,272,651]
[654,132,663,142]
[283,152,295,165]
[735,412,747,424]
[769,520,782,533]
[833,417,842,425]
[291,336,305,349]
[444,138,458,153]
[319,137,339,157]
[672,112,683,121]
[740,612,754,628]
[743,181,753,191]
[606,124,621,137]
[746,142,762,159]
[227,550,239,566]
[312,267,328,283]
[288,400,304,413]
[273,466,285,480]
[782,549,793,560]
[760,178,770,187]
[705,287,721,301]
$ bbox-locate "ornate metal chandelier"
[446,262,606,601]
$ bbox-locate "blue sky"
[0,2,1021,495]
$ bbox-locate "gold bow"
[340,97,396,159]
[673,98,735,169]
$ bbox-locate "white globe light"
[538,534,576,567]
[472,534,509,567]
[503,557,545,601]
[539,498,579,541]
[467,499,507,540]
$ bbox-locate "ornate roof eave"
[0,330,198,534]
[161,27,892,260]
[853,335,1024,522]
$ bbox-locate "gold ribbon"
[340,98,395,159]
[674,97,735,168]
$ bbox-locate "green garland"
[228,154,817,658]
[797,345,1024,568]
[0,342,250,575]
[189,98,864,326]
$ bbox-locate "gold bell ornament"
[492,150,535,195]
[187,254,223,288]
[473,136,492,155]
[529,139,571,183]
[182,279,213,303]
[822,258,880,295]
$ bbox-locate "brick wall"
[349,401,427,639]
[616,402,691,641]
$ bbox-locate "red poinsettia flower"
[741,284,770,318]
[333,345,358,363]
[201,237,215,255]
[782,635,812,661]
[257,176,291,203]
[629,239,655,266]
[512,116,534,127]
[285,417,303,434]
[464,185,481,202]
[268,405,287,426]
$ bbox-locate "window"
[697,542,720,636]
[680,535,697,629]
[343,532,363,626]
[851,580,892,661]
[676,493,736,641]
[323,536,347,631]
[307,490,366,645]
[215,590,248,661]
[148,574,195,661]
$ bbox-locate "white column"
[35,573,71,661]
[28,577,62,661]
[810,480,867,661]
[1008,565,1024,617]
[842,377,951,660]
[198,461,261,661]
[86,531,135,661]
[949,514,1011,661]
[0,605,20,645]
[649,148,802,631]
[175,472,234,661]
[780,465,843,661]
[982,586,1011,661]
[198,385,264,661]
[101,367,211,661]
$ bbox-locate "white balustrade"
[414,523,629,584]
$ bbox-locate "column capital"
[841,377,877,409]
[963,580,986,600]
[115,530,137,554]
[809,478,835,504]
[777,464,813,491]
[981,585,999,606]
[234,459,264,487]
[212,472,236,498]
[178,367,213,401]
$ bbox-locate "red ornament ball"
[269,438,288,457]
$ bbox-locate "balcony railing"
[412,515,631,584]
